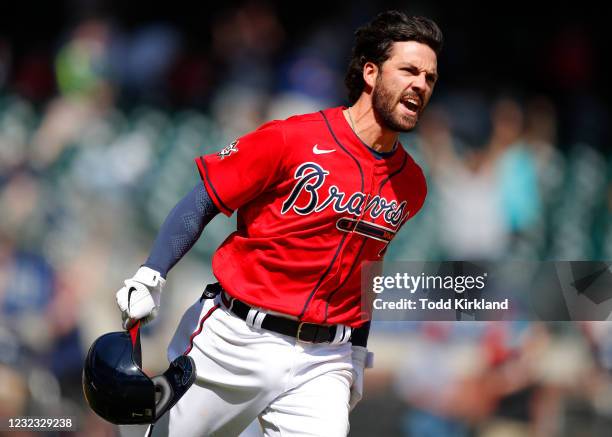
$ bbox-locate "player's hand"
[116,266,165,329]
[349,346,373,411]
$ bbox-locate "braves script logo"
[217,140,239,159]
[281,162,408,226]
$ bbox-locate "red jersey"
[195,107,427,327]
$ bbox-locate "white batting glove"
[349,346,374,411]
[116,266,165,329]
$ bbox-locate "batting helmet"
[82,322,196,424]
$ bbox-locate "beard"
[372,77,420,132]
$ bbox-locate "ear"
[362,61,379,90]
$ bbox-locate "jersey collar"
[322,106,409,173]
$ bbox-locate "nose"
[411,72,428,93]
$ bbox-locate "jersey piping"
[297,111,366,320]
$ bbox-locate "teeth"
[402,98,419,111]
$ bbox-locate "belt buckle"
[296,322,315,343]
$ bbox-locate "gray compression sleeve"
[144,183,219,278]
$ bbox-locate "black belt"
[222,293,341,343]
[207,285,340,343]
[202,283,369,346]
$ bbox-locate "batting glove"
[349,346,374,411]
[116,266,165,329]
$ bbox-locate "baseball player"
[116,11,442,437]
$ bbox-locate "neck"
[344,98,399,153]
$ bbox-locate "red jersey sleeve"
[195,122,287,216]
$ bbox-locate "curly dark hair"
[345,11,443,104]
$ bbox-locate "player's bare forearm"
[144,183,219,278]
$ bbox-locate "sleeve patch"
[217,140,239,160]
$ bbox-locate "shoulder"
[399,145,426,176]
[398,145,428,194]
[250,109,337,149]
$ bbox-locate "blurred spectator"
[523,96,564,206]
[491,97,543,259]
[30,19,115,169]
[0,225,85,402]
[267,23,347,120]
[0,95,36,176]
[55,19,112,100]
[0,170,43,246]
[0,362,28,419]
[493,97,540,235]
[419,97,509,260]
[391,322,601,437]
[111,23,181,105]
[393,322,528,436]
[210,0,285,138]
[212,0,284,91]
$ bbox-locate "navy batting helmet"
[82,322,196,424]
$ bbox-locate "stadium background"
[1,1,611,436]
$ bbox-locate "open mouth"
[400,96,420,115]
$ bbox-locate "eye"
[426,74,438,84]
[401,67,418,75]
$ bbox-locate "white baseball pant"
[148,295,353,437]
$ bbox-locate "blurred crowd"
[1,2,611,436]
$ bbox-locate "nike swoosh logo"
[313,144,336,154]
